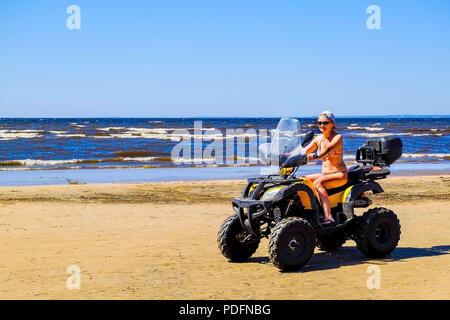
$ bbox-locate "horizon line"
[0,114,449,119]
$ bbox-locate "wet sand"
[0,175,449,299]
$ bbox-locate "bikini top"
[317,134,343,160]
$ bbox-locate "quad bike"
[218,118,403,271]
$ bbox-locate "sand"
[0,175,449,299]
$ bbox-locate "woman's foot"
[322,218,336,227]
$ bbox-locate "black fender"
[342,181,384,219]
[274,183,321,227]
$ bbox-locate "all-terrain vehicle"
[218,118,403,271]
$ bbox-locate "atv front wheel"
[354,207,401,258]
[316,230,347,252]
[217,215,260,262]
[268,217,315,271]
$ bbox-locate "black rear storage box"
[366,137,403,166]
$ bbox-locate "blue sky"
[0,0,449,117]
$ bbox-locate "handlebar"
[281,154,308,168]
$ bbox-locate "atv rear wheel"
[218,215,260,262]
[354,207,401,258]
[268,217,315,271]
[316,230,347,252]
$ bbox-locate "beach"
[0,175,449,300]
[2,0,449,306]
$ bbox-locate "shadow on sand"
[245,245,450,273]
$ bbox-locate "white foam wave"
[8,159,80,166]
[407,133,443,137]
[49,130,69,134]
[107,133,172,140]
[353,133,396,138]
[346,126,383,131]
[97,127,218,133]
[366,127,384,131]
[187,127,219,131]
[55,134,86,138]
[122,157,156,162]
[17,129,45,133]
[171,156,263,165]
[402,153,449,158]
[0,130,42,140]
[172,157,217,164]
[353,132,443,138]
[92,128,258,141]
[128,128,169,134]
[0,156,157,167]
[343,153,448,161]
[96,127,127,131]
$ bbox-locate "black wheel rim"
[233,221,255,247]
[375,223,391,245]
[235,231,248,244]
[283,231,306,260]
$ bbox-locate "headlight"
[261,188,282,201]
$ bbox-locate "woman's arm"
[303,137,319,155]
[317,134,342,158]
[289,136,318,157]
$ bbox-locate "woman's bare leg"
[313,172,347,221]
[314,182,333,221]
[305,173,322,183]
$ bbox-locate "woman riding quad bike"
[296,111,347,227]
[217,117,403,271]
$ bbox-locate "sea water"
[0,117,448,185]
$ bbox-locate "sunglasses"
[317,121,331,126]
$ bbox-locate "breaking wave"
[0,157,156,167]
